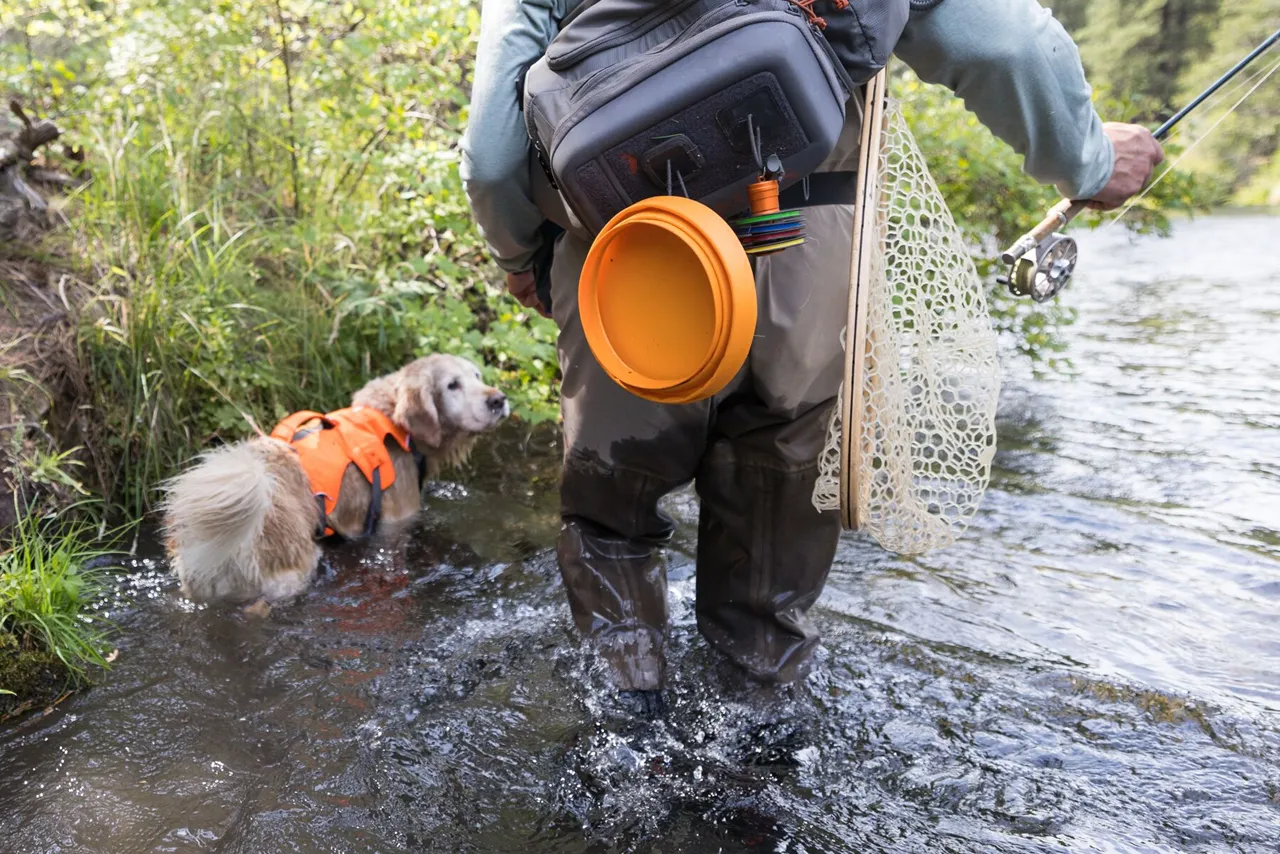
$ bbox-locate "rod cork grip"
[1001,199,1087,264]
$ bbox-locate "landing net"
[811,90,1000,556]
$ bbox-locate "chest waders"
[524,0,1001,697]
[527,0,1001,554]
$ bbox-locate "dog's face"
[393,354,508,448]
[427,354,510,434]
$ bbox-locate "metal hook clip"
[665,159,690,198]
[747,114,765,172]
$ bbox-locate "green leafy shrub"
[0,507,115,686]
[5,0,559,515]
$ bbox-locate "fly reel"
[999,231,1078,303]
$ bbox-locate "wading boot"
[558,517,670,694]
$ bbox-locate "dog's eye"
[447,379,461,391]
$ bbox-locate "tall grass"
[69,98,560,516]
[75,110,348,512]
[1,0,565,516]
[0,506,115,681]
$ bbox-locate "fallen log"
[0,101,64,237]
[0,102,61,168]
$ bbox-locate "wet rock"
[0,633,67,721]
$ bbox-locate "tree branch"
[271,0,304,219]
[1,102,61,170]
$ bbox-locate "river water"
[2,214,1278,853]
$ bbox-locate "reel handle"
[999,198,1087,265]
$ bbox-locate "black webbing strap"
[533,172,857,315]
[313,494,328,539]
[779,170,857,208]
[362,466,383,539]
[410,440,428,487]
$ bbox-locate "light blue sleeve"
[895,0,1116,200]
[460,0,565,274]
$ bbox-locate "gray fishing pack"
[522,0,914,235]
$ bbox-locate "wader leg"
[550,231,715,692]
[694,204,854,684]
[693,401,841,684]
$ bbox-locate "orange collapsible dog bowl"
[579,196,756,404]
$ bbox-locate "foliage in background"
[1174,1,1280,205]
[1075,0,1223,115]
[0,0,1243,517]
[1048,0,1280,205]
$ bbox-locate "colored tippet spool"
[579,196,757,404]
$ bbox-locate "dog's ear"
[393,371,442,448]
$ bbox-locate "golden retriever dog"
[160,354,508,605]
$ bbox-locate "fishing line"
[1104,53,1280,232]
[1149,50,1280,149]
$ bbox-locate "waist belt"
[780,171,858,209]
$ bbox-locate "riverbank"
[0,513,117,720]
[0,638,64,722]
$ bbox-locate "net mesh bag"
[811,99,1001,555]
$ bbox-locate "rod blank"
[1154,26,1280,140]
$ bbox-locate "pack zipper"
[548,9,848,155]
[525,104,559,189]
[547,0,705,71]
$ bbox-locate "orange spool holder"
[746,179,781,216]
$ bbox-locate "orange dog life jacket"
[269,407,423,538]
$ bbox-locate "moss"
[0,630,74,722]
[1063,674,1230,749]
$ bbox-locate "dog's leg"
[242,597,273,619]
[377,445,425,528]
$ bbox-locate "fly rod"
[999,25,1280,302]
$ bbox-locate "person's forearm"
[460,0,563,273]
[895,0,1115,199]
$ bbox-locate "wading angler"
[461,0,1165,703]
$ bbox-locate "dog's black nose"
[487,392,507,412]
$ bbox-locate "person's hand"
[1087,122,1165,210]
[505,270,550,318]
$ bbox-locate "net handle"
[839,67,889,531]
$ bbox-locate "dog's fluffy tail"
[161,438,316,603]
